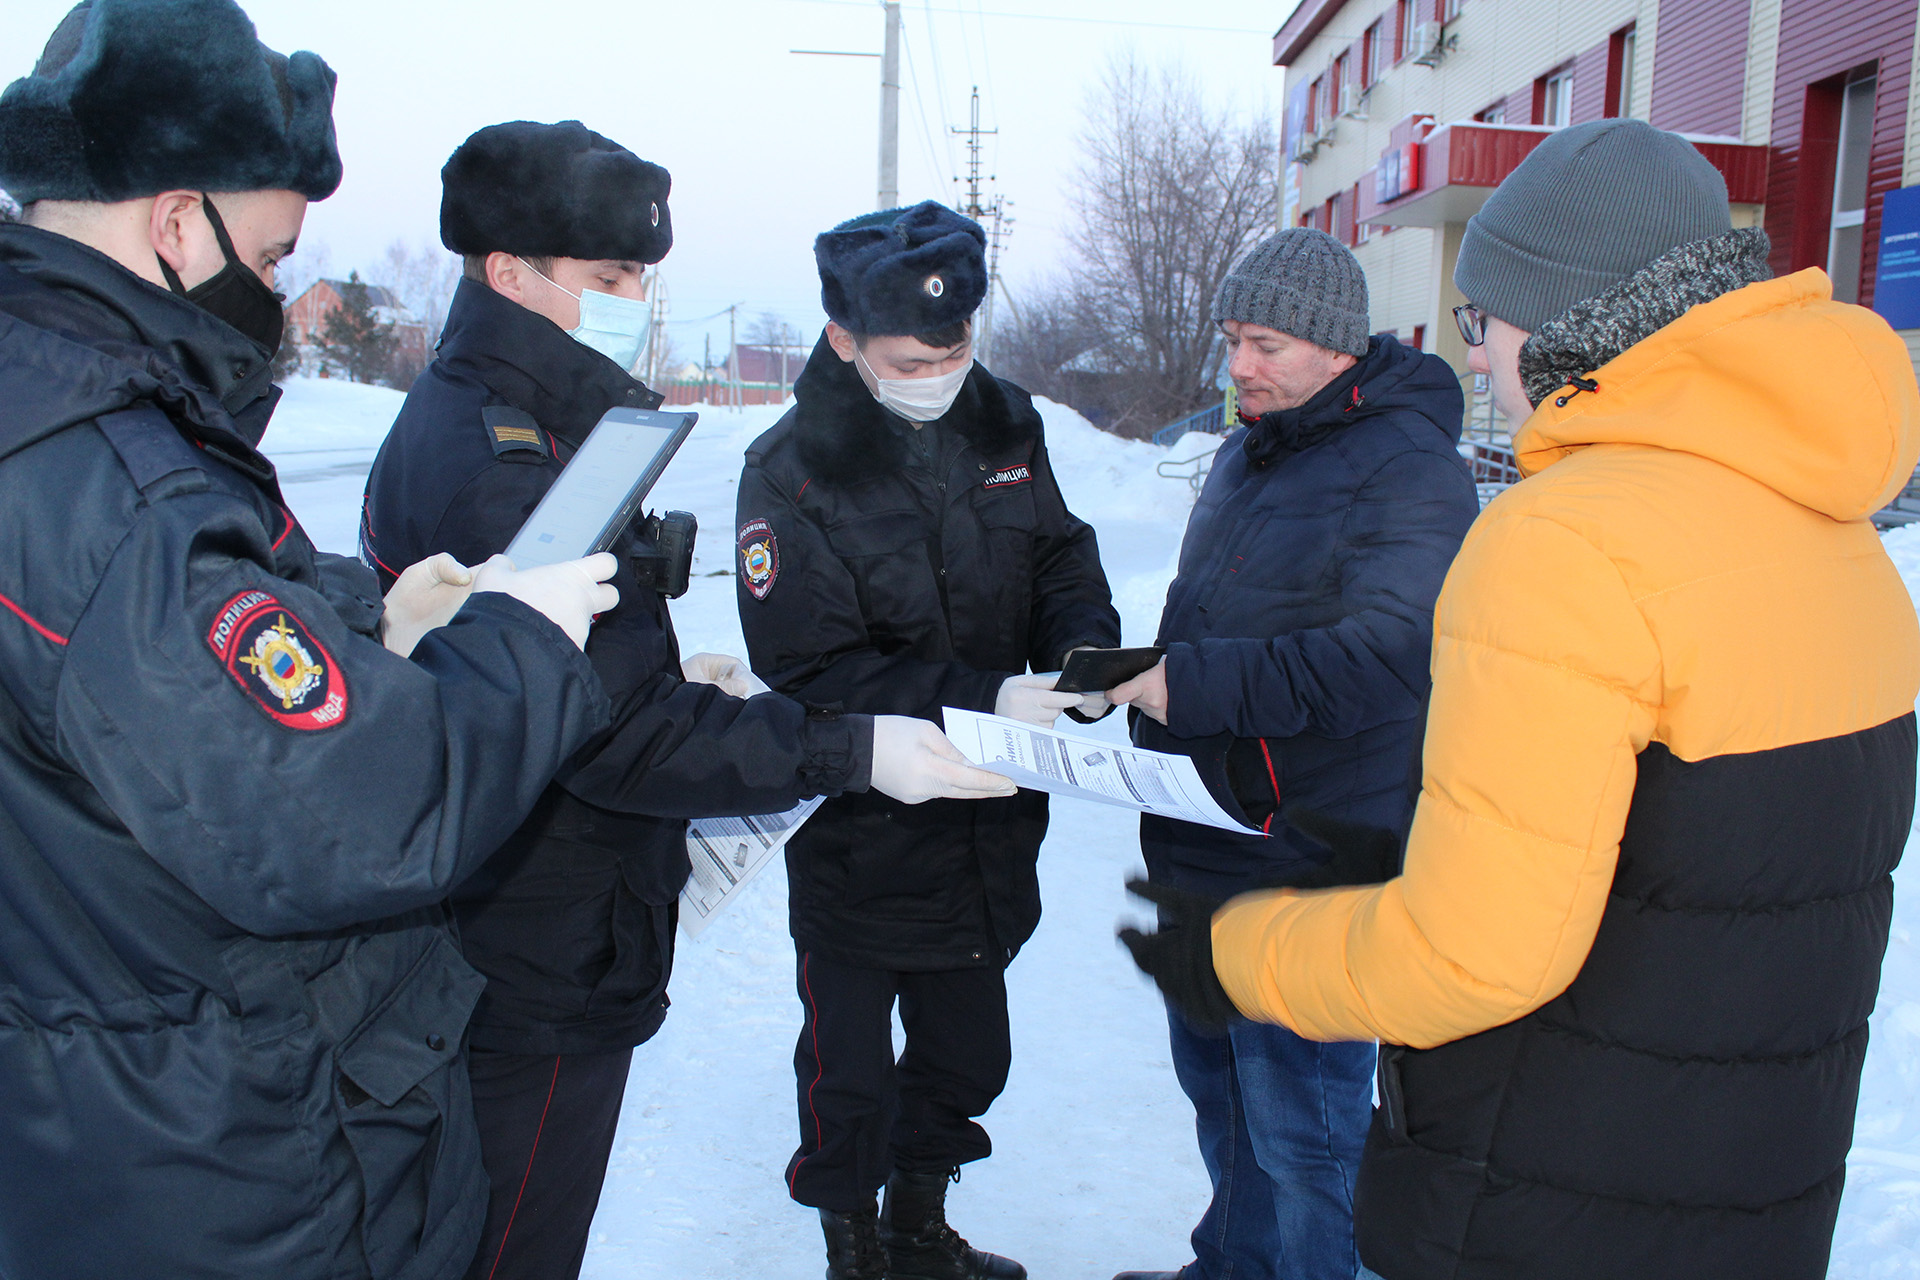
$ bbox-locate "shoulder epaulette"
[482,405,550,459]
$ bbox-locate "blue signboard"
[1874,185,1920,328]
[1284,79,1311,164]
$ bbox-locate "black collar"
[435,276,661,448]
[790,332,1038,484]
[0,222,278,433]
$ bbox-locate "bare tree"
[1000,57,1277,437]
[745,310,806,391]
[374,239,462,345]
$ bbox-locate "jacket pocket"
[825,510,938,635]
[323,931,486,1278]
[1376,1045,1410,1145]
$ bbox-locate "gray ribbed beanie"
[1454,119,1731,333]
[1212,228,1371,357]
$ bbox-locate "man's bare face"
[1222,320,1359,417]
[1466,313,1535,426]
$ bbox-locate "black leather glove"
[1282,806,1404,889]
[1118,877,1238,1033]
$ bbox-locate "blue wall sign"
[1874,185,1920,328]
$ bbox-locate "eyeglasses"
[1453,304,1486,347]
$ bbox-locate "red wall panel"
[1569,40,1612,124]
[1648,0,1751,136]
[1765,0,1918,306]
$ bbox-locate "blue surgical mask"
[519,258,653,373]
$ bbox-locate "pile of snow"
[261,377,1920,1278]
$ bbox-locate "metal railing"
[1151,387,1239,447]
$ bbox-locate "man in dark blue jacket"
[362,127,1011,1280]
[0,5,623,1278]
[1111,229,1477,1280]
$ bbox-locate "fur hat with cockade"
[0,0,342,204]
[815,201,987,337]
[439,121,673,265]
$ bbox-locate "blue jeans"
[1169,1007,1374,1280]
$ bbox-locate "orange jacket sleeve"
[1209,505,1662,1048]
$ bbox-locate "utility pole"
[703,331,712,404]
[878,1,901,209]
[727,304,740,411]
[952,86,1010,366]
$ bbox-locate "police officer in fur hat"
[362,128,1015,1280]
[0,5,627,1278]
[735,201,1122,1280]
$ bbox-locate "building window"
[1536,66,1574,127]
[1441,0,1462,18]
[1412,323,1427,351]
[1307,76,1322,132]
[1364,21,1385,86]
[1395,0,1415,61]
[1476,103,1506,125]
[1829,70,1878,305]
[1606,26,1638,119]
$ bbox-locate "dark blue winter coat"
[0,225,610,1279]
[1137,335,1477,896]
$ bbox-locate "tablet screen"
[504,408,696,568]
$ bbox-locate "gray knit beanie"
[1212,228,1371,357]
[1454,118,1732,333]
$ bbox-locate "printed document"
[681,797,824,936]
[941,707,1262,835]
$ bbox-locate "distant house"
[285,278,431,376]
[732,343,807,386]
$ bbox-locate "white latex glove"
[382,552,475,658]
[681,651,770,698]
[869,716,1020,805]
[994,673,1083,728]
[470,552,619,650]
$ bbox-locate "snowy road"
[264,377,1920,1277]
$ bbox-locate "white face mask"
[854,344,973,422]
[519,258,652,373]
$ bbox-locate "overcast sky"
[3,0,1285,360]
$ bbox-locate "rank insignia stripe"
[737,517,779,601]
[482,405,550,458]
[981,464,1032,489]
[205,591,349,731]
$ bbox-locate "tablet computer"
[504,407,697,569]
[1055,645,1165,694]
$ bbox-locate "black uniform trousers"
[786,949,1012,1211]
[463,1046,635,1280]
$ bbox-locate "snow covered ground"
[264,376,1919,1277]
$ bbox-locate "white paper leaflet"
[941,707,1262,835]
[680,797,825,936]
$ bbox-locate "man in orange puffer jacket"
[1126,118,1920,1280]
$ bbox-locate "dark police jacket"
[363,279,872,1056]
[1138,335,1477,896]
[0,226,609,1280]
[736,336,1119,970]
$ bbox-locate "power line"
[788,0,1268,36]
[915,1,962,188]
[898,27,951,195]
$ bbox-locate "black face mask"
[156,195,285,357]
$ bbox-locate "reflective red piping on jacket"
[270,506,298,553]
[0,590,68,646]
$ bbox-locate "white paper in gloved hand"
[382,552,475,658]
[869,716,1020,804]
[470,552,619,650]
[994,673,1083,728]
[681,652,770,699]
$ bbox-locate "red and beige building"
[1273,0,1920,414]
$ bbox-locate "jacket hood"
[1514,269,1920,521]
[0,223,278,473]
[788,330,1038,484]
[436,276,659,445]
[1241,333,1466,466]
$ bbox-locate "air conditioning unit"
[1411,20,1449,67]
[1339,82,1369,119]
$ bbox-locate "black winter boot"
[820,1203,887,1280]
[880,1168,1026,1280]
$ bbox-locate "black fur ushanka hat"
[440,121,673,265]
[815,201,987,337]
[0,0,342,204]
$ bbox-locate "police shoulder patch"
[482,405,549,460]
[737,517,779,601]
[207,591,349,730]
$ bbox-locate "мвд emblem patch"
[207,590,349,730]
[737,517,780,600]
